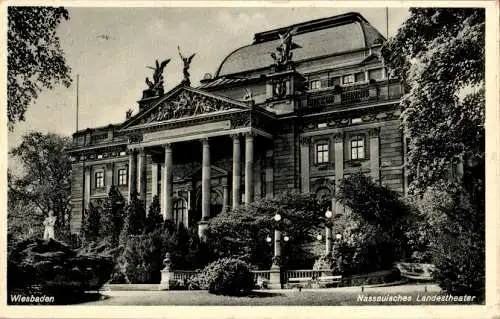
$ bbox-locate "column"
[128,150,137,200]
[163,144,173,221]
[265,150,274,198]
[151,162,159,199]
[231,134,241,209]
[300,137,311,193]
[325,226,332,255]
[160,164,165,218]
[199,138,211,239]
[370,128,380,182]
[201,138,211,221]
[334,133,344,194]
[254,158,262,200]
[84,166,91,209]
[137,149,147,201]
[105,163,114,192]
[222,180,229,212]
[244,133,254,205]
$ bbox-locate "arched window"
[173,198,188,227]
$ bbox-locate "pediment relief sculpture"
[140,90,236,124]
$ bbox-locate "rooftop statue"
[271,27,301,71]
[145,58,171,96]
[178,46,196,86]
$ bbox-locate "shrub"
[313,254,334,271]
[201,258,254,296]
[7,238,114,303]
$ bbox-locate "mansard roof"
[214,12,385,78]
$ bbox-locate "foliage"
[383,9,485,300]
[7,7,72,129]
[416,187,484,301]
[312,254,334,271]
[120,193,146,240]
[200,258,254,296]
[7,238,114,300]
[205,193,324,269]
[382,8,485,197]
[145,195,164,233]
[115,231,164,284]
[99,186,126,245]
[8,132,72,243]
[80,203,100,243]
[329,173,414,275]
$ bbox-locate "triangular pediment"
[360,53,381,65]
[122,85,249,130]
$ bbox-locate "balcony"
[299,79,403,114]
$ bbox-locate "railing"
[171,270,201,281]
[283,269,332,282]
[300,79,403,113]
[251,270,271,282]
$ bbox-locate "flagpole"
[76,74,79,132]
[385,8,390,99]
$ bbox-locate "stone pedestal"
[268,263,282,289]
[198,220,208,241]
[159,253,174,290]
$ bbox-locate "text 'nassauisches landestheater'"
[68,12,406,236]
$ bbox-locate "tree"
[145,195,164,234]
[382,9,485,300]
[81,203,100,243]
[8,132,72,241]
[7,6,72,129]
[206,193,324,269]
[120,193,147,241]
[382,8,485,198]
[100,186,126,245]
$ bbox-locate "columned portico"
[232,134,241,209]
[244,133,254,205]
[163,144,173,221]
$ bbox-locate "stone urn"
[158,252,174,290]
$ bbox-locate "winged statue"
[271,27,301,70]
[178,46,196,86]
[145,58,171,93]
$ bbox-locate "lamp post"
[269,213,284,289]
[324,209,333,255]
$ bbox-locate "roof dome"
[215,12,384,78]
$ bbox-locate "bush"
[313,254,334,271]
[7,238,114,303]
[417,186,485,302]
[200,258,254,296]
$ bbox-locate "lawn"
[83,288,481,306]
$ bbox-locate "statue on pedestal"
[145,58,171,97]
[43,210,56,240]
[178,46,196,86]
[270,27,301,71]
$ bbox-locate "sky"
[7,6,410,158]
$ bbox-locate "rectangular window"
[310,80,321,90]
[342,74,355,85]
[118,168,128,186]
[316,143,329,164]
[368,68,384,81]
[95,171,104,188]
[355,72,366,82]
[350,137,365,160]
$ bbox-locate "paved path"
[82,284,442,306]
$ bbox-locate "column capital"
[164,143,172,150]
[300,136,311,145]
[244,132,256,139]
[369,127,380,137]
[137,147,146,154]
[333,132,344,143]
[201,137,210,146]
[230,133,240,140]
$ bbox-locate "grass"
[85,289,482,306]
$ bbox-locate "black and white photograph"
[2,1,497,318]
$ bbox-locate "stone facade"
[67,12,407,235]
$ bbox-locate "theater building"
[68,12,405,236]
